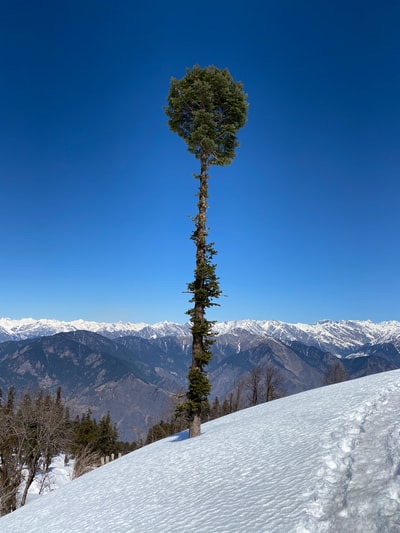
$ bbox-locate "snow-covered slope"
[2,370,400,532]
[1,317,400,355]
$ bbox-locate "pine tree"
[165,65,248,437]
[97,412,118,456]
[72,410,99,455]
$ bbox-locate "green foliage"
[145,414,189,445]
[145,420,174,445]
[186,241,221,319]
[72,411,98,455]
[207,396,234,421]
[97,412,118,456]
[71,410,118,457]
[175,360,214,423]
[165,65,248,166]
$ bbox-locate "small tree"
[244,366,263,407]
[71,410,99,456]
[72,445,100,480]
[263,364,285,402]
[96,413,118,457]
[165,65,248,437]
[71,410,119,458]
[323,361,348,386]
[238,364,285,409]
[230,377,245,412]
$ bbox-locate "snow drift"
[2,370,400,532]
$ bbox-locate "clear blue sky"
[1,1,399,325]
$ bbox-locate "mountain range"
[1,317,400,354]
[0,317,400,441]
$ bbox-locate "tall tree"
[165,65,248,437]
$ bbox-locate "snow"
[214,319,400,355]
[2,317,400,355]
[18,456,74,505]
[0,317,183,341]
[2,370,400,532]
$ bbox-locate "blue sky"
[1,0,399,325]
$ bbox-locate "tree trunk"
[0,467,19,516]
[20,457,39,507]
[188,154,209,438]
[189,413,201,438]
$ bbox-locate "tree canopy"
[165,65,248,166]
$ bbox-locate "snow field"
[19,455,74,504]
[1,370,400,532]
[298,383,400,532]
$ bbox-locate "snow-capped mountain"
[2,370,400,532]
[215,319,400,356]
[0,317,149,341]
[1,317,400,356]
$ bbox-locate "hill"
[1,370,400,532]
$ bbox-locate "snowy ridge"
[1,370,400,532]
[0,317,150,341]
[1,317,400,355]
[216,319,400,354]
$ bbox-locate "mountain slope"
[1,370,400,532]
[0,332,173,442]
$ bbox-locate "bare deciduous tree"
[0,387,24,516]
[72,445,101,479]
[237,364,286,409]
[263,364,285,402]
[323,361,348,386]
[244,366,264,407]
[229,378,245,413]
[0,388,71,515]
[18,389,70,506]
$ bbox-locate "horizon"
[1,2,399,325]
[1,315,399,327]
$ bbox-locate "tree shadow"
[170,429,189,442]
